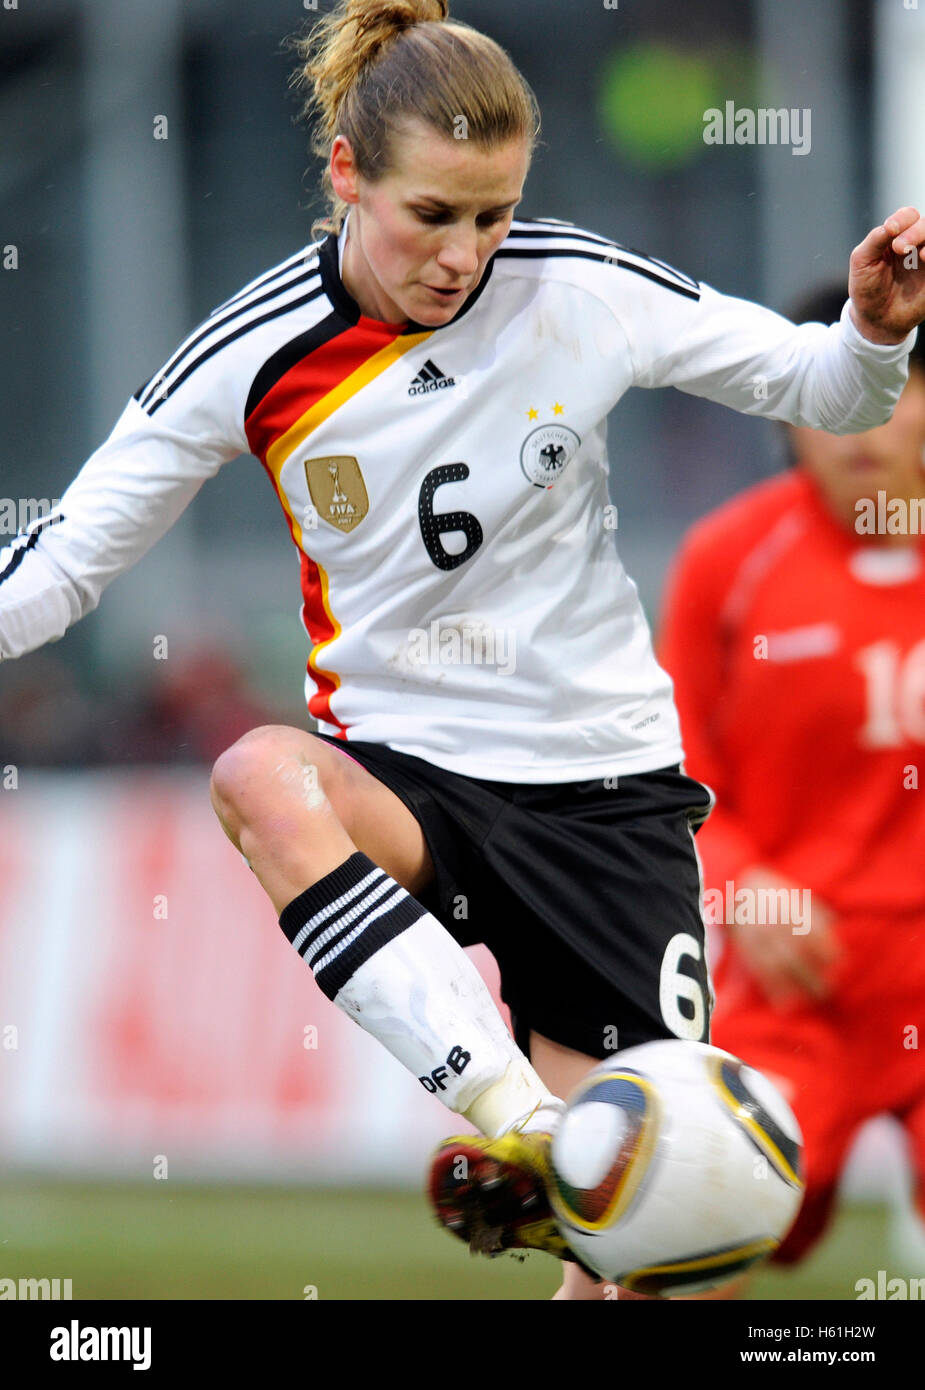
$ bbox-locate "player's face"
[332,122,529,327]
[790,367,925,539]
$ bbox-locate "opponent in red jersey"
[658,286,925,1290]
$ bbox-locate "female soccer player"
[658,287,925,1296]
[1,0,924,1300]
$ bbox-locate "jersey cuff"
[839,298,919,360]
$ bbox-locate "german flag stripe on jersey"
[244,315,431,467]
[245,315,432,732]
[299,548,344,733]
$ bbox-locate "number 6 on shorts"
[659,932,708,1040]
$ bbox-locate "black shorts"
[315,733,715,1060]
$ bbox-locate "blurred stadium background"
[1,0,923,1299]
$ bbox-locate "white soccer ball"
[549,1039,804,1295]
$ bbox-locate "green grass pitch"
[0,1180,903,1300]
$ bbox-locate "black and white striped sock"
[279,851,425,1000]
[278,851,562,1130]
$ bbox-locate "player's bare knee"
[210,725,278,831]
[209,725,342,839]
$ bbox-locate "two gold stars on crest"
[526,404,565,420]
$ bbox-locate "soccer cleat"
[428,1130,596,1272]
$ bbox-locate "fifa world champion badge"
[304,456,369,533]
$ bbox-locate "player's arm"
[0,352,247,662]
[615,209,924,435]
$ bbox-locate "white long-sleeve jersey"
[0,218,916,780]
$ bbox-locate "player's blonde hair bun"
[288,0,538,233]
[303,0,450,147]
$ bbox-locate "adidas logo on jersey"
[408,360,457,396]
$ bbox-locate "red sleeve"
[656,521,764,897]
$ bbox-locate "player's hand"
[849,206,925,344]
[723,865,842,1010]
